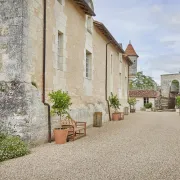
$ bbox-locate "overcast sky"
[93,0,180,85]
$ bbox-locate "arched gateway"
[161,74,180,109]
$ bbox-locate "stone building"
[129,90,157,111]
[125,41,139,80]
[0,0,132,144]
[161,73,180,109]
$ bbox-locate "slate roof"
[93,20,133,65]
[73,0,96,16]
[125,42,139,57]
[129,90,158,98]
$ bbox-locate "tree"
[130,72,157,90]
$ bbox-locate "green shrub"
[128,98,137,109]
[176,96,180,108]
[0,135,29,162]
[109,92,121,112]
[140,107,146,111]
[49,90,72,120]
[144,103,152,109]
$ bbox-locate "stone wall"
[161,73,180,97]
[0,0,47,145]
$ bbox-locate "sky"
[93,0,180,85]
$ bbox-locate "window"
[57,32,63,71]
[111,55,113,74]
[144,97,149,105]
[57,0,62,4]
[86,51,92,79]
[87,16,92,33]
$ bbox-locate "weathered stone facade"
[0,0,131,145]
[0,0,47,145]
[161,73,180,98]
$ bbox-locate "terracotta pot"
[112,113,121,121]
[120,112,124,120]
[54,128,68,144]
[130,109,136,113]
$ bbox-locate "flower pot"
[112,113,121,121]
[130,109,136,113]
[54,128,68,144]
[146,109,151,112]
[120,112,124,120]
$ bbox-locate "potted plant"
[145,103,152,112]
[49,90,72,144]
[128,98,137,113]
[175,96,180,115]
[109,93,122,121]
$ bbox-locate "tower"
[125,41,139,80]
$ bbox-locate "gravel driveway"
[1,112,180,180]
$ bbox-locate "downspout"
[106,41,112,121]
[43,0,51,143]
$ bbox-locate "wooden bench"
[61,119,86,141]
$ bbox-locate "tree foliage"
[130,72,157,90]
[49,90,72,120]
[109,93,121,112]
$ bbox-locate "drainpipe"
[106,41,112,121]
[43,0,51,143]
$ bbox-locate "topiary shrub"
[0,135,29,162]
[144,103,152,109]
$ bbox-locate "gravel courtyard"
[1,112,180,180]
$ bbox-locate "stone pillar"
[0,0,47,145]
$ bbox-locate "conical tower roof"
[125,41,139,57]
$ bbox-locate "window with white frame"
[144,97,149,105]
[57,32,63,71]
[86,51,92,79]
[87,16,92,33]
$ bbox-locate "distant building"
[129,90,158,110]
[161,73,180,109]
[125,41,139,80]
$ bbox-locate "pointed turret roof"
[125,41,139,57]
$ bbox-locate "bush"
[0,134,29,162]
[176,96,180,109]
[144,103,152,109]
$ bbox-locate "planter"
[146,109,152,112]
[112,113,121,121]
[176,109,180,113]
[120,112,124,120]
[54,128,68,144]
[130,109,136,113]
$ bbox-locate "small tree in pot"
[144,102,152,112]
[175,96,180,115]
[109,93,122,120]
[128,98,137,113]
[49,90,72,144]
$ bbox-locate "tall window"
[86,51,92,79]
[87,16,92,33]
[57,32,63,71]
[111,54,113,74]
[144,97,149,105]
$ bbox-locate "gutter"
[106,41,112,121]
[43,0,51,143]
